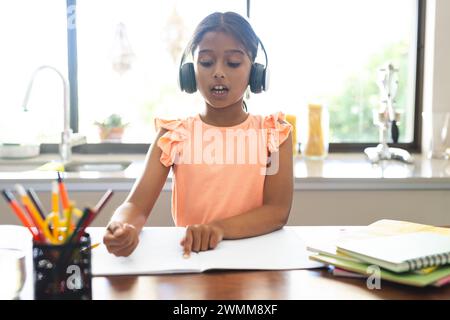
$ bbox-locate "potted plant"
[94,114,129,142]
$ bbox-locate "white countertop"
[293,153,450,190]
[0,153,449,191]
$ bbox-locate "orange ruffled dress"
[154,112,292,227]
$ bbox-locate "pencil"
[15,184,53,242]
[27,188,53,236]
[51,181,61,239]
[1,190,40,241]
[72,190,114,243]
[66,207,91,245]
[81,242,101,252]
[57,171,70,210]
[67,190,113,248]
[26,188,46,220]
[93,189,114,213]
[64,202,74,241]
[51,181,60,214]
[74,190,114,242]
[73,207,95,243]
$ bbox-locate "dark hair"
[186,12,259,62]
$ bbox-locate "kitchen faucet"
[364,63,413,164]
[21,65,86,163]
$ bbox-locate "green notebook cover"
[310,253,450,287]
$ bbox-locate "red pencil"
[2,190,41,241]
[57,171,70,210]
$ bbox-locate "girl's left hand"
[180,223,224,258]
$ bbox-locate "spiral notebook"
[336,232,450,273]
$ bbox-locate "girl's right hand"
[103,221,139,257]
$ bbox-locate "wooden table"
[89,225,450,300]
[91,268,450,300]
[14,226,450,300]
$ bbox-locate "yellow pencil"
[52,212,59,240]
[64,203,74,241]
[81,242,101,252]
[44,212,60,243]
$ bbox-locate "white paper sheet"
[89,227,322,276]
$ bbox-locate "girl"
[103,12,293,258]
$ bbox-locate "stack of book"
[307,220,450,287]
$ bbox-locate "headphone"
[178,37,269,94]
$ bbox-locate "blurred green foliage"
[329,41,410,142]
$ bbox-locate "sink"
[63,161,131,172]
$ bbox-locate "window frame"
[41,0,425,154]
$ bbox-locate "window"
[0,1,422,150]
[76,0,246,143]
[250,0,420,143]
[0,1,68,144]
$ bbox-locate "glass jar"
[422,111,450,160]
[300,104,329,160]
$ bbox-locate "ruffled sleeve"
[154,118,188,167]
[263,112,292,153]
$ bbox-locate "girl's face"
[194,31,252,109]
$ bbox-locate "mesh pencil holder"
[32,233,92,300]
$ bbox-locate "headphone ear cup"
[179,63,197,93]
[249,63,266,94]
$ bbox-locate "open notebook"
[336,232,450,273]
[89,227,322,276]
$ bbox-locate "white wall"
[2,189,448,227]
